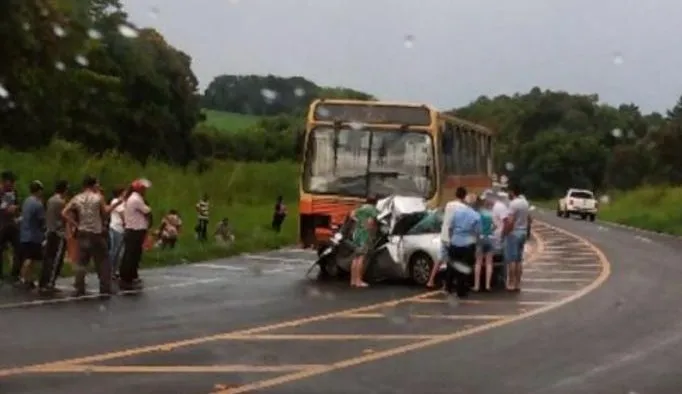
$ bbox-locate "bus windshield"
[302,126,435,199]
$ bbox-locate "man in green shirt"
[349,196,379,288]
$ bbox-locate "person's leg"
[93,234,112,295]
[199,219,209,241]
[426,243,447,288]
[8,226,22,281]
[349,255,360,286]
[18,243,33,288]
[73,234,91,296]
[39,232,58,290]
[0,227,6,280]
[514,232,526,290]
[484,248,494,290]
[504,235,517,291]
[472,244,483,291]
[51,235,66,288]
[130,230,146,283]
[111,230,124,278]
[119,230,135,286]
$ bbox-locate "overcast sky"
[121,0,682,113]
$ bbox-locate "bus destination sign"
[313,103,432,126]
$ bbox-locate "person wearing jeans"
[502,185,531,291]
[108,187,126,278]
[41,180,69,293]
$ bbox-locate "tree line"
[2,1,681,198]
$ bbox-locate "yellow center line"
[410,299,552,306]
[340,313,511,320]
[23,364,325,374]
[214,221,611,394]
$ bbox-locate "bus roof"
[439,113,494,135]
[309,98,438,112]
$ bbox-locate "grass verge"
[0,140,301,276]
[598,186,682,236]
[201,109,262,132]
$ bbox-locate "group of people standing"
[0,171,153,297]
[343,185,531,295]
[426,185,531,294]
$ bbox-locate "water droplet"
[22,22,30,31]
[611,128,623,138]
[599,195,610,204]
[306,286,322,298]
[294,87,306,97]
[404,34,415,49]
[7,101,16,109]
[87,29,102,40]
[40,8,48,16]
[323,291,335,300]
[83,367,92,375]
[260,88,278,102]
[348,121,365,130]
[529,205,536,211]
[505,162,515,171]
[316,106,330,117]
[75,55,89,66]
[118,24,139,38]
[0,84,9,99]
[52,24,66,37]
[98,304,107,312]
[447,297,459,308]
[55,62,66,71]
[612,52,624,65]
[148,6,160,19]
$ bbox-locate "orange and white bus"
[298,99,494,247]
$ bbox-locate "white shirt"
[124,192,151,230]
[508,196,530,232]
[440,200,467,243]
[109,198,125,233]
[491,200,509,240]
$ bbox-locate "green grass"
[0,139,301,276]
[201,109,262,132]
[598,186,682,235]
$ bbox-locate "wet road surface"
[0,215,676,393]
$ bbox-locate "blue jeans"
[108,229,124,273]
[504,230,527,264]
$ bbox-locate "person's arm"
[61,200,78,229]
[101,197,124,215]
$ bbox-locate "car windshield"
[302,126,436,199]
[570,191,594,199]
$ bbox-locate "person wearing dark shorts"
[41,180,69,293]
[0,170,21,283]
[18,180,46,289]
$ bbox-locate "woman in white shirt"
[108,187,126,278]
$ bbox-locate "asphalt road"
[0,214,679,394]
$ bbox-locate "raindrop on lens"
[0,84,9,99]
[75,55,89,66]
[348,121,365,130]
[611,128,623,138]
[316,106,329,117]
[403,34,415,49]
[505,162,515,171]
[118,24,139,38]
[52,24,66,37]
[149,6,160,19]
[260,88,278,101]
[294,87,305,97]
[55,62,66,71]
[87,29,103,39]
[612,52,624,65]
[22,22,30,31]
[600,195,610,204]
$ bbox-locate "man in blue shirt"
[18,180,46,289]
[444,187,480,295]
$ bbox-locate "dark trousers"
[74,231,111,294]
[444,244,476,293]
[0,225,21,279]
[196,218,208,241]
[40,231,66,288]
[272,214,285,232]
[119,229,146,283]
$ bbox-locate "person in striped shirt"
[195,194,209,241]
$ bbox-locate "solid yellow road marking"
[520,288,575,294]
[410,299,553,306]
[523,278,592,283]
[341,313,510,320]
[212,220,611,393]
[22,364,324,374]
[525,269,597,274]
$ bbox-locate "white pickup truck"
[557,188,598,221]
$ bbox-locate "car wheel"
[409,252,434,286]
[556,206,562,217]
[317,254,339,280]
[563,210,570,218]
[581,214,587,220]
[589,214,596,222]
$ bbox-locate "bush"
[0,140,301,272]
[599,186,682,235]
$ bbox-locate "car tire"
[589,214,596,222]
[563,210,570,218]
[556,206,562,217]
[581,213,587,220]
[317,254,339,281]
[409,252,434,287]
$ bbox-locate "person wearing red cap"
[119,179,152,290]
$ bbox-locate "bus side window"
[467,129,477,175]
[453,125,462,175]
[476,132,486,173]
[441,124,452,173]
